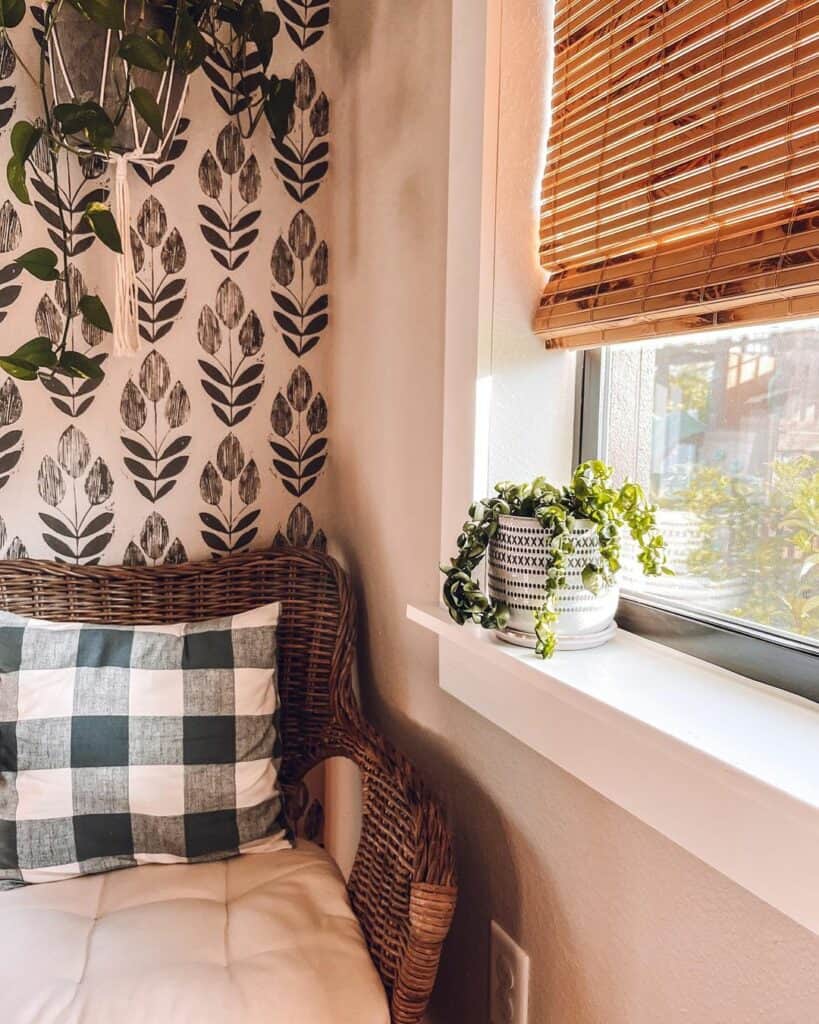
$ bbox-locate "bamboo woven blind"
[536,0,819,348]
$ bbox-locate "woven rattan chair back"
[0,547,353,783]
[0,546,456,1024]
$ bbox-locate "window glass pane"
[603,321,819,648]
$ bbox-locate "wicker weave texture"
[0,548,456,1024]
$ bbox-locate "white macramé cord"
[110,153,140,356]
[48,21,193,358]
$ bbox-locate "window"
[578,322,819,699]
[535,0,819,696]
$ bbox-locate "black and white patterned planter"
[487,515,619,650]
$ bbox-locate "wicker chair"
[0,546,456,1024]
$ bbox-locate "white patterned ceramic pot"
[487,516,619,650]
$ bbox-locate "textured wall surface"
[328,2,819,1022]
[0,1,331,564]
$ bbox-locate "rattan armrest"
[315,716,457,1024]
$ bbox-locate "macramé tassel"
[111,154,140,356]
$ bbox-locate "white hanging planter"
[487,516,619,650]
[46,0,191,355]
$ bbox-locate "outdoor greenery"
[0,0,295,381]
[663,456,819,638]
[667,363,711,419]
[441,460,670,658]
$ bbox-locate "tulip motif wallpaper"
[0,1,331,564]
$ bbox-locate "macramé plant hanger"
[48,0,190,159]
[0,0,295,381]
[48,0,192,355]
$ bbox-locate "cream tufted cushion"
[0,841,390,1024]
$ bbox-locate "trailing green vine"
[441,460,671,658]
[0,0,295,381]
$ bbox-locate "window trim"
[576,347,819,703]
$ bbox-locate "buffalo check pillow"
[0,602,291,890]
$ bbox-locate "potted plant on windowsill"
[441,461,671,657]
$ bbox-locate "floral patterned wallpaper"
[0,0,331,565]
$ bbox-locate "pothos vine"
[0,0,295,381]
[441,461,671,658]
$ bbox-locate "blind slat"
[543,32,819,200]
[553,0,671,47]
[537,0,819,347]
[544,293,819,349]
[553,0,790,116]
[542,139,819,267]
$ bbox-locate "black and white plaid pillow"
[0,602,290,890]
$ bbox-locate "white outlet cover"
[490,920,530,1024]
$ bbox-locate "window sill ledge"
[407,603,819,935]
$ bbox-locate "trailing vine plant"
[0,0,295,380]
[441,460,671,658]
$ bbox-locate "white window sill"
[407,603,819,936]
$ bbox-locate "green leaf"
[216,0,241,29]
[85,119,115,151]
[57,350,104,380]
[0,0,26,29]
[67,0,125,29]
[117,33,169,72]
[250,9,279,67]
[581,563,602,594]
[52,103,90,133]
[175,12,209,73]
[147,28,172,56]
[10,120,41,163]
[130,87,165,137]
[83,202,123,254]
[237,0,260,33]
[10,337,57,368]
[6,156,29,205]
[14,247,60,281]
[53,101,115,151]
[264,76,296,141]
[0,356,38,380]
[78,294,113,333]
[1,336,99,382]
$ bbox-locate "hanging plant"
[0,0,296,381]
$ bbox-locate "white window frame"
[576,347,819,703]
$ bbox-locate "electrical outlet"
[489,920,529,1024]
